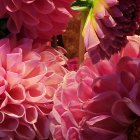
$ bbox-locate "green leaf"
[71,0,92,11]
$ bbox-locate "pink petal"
[6,84,26,104]
[67,127,80,140]
[112,99,136,124]
[123,36,140,57]
[61,84,78,107]
[42,73,63,87]
[52,125,65,140]
[96,60,114,75]
[40,51,56,63]
[0,38,10,67]
[36,102,53,115]
[0,117,19,131]
[22,0,35,3]
[4,0,22,12]
[24,105,38,124]
[23,60,40,77]
[77,81,93,102]
[49,8,72,23]
[0,67,6,77]
[61,111,78,139]
[6,71,22,88]
[22,5,39,26]
[86,115,126,135]
[75,66,94,86]
[34,0,55,14]
[26,83,46,102]
[0,96,8,109]
[93,74,123,94]
[16,122,35,140]
[84,91,121,114]
[3,104,25,118]
[125,97,140,116]
[120,71,135,92]
[0,77,7,95]
[6,50,22,70]
[22,63,47,88]
[33,116,50,139]
[0,112,5,123]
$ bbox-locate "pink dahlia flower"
[78,0,140,63]
[0,36,68,140]
[49,35,140,140]
[0,0,73,40]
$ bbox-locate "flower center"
[128,119,140,140]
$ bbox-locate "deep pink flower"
[0,0,73,40]
[50,35,140,140]
[0,36,68,140]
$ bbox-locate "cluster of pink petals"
[0,36,68,140]
[85,0,140,63]
[0,0,73,40]
[50,35,140,140]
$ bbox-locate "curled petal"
[6,84,26,104]
[75,66,94,86]
[33,0,55,14]
[36,102,53,115]
[24,105,38,124]
[61,111,78,139]
[3,0,22,12]
[0,38,10,67]
[117,57,139,79]
[23,60,40,77]
[21,5,39,26]
[16,122,35,140]
[3,104,25,118]
[0,77,7,95]
[84,91,121,114]
[61,84,78,107]
[77,81,93,102]
[52,125,65,140]
[22,0,35,4]
[0,117,19,131]
[22,63,47,88]
[67,127,80,140]
[26,83,46,102]
[6,71,22,88]
[42,73,63,88]
[33,116,50,139]
[86,115,126,135]
[0,112,5,123]
[112,99,136,124]
[6,49,22,70]
[0,96,8,109]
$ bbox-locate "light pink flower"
[50,35,140,140]
[0,36,68,140]
[0,0,74,40]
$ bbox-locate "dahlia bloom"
[0,0,73,40]
[50,35,140,140]
[0,36,68,140]
[72,0,140,63]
